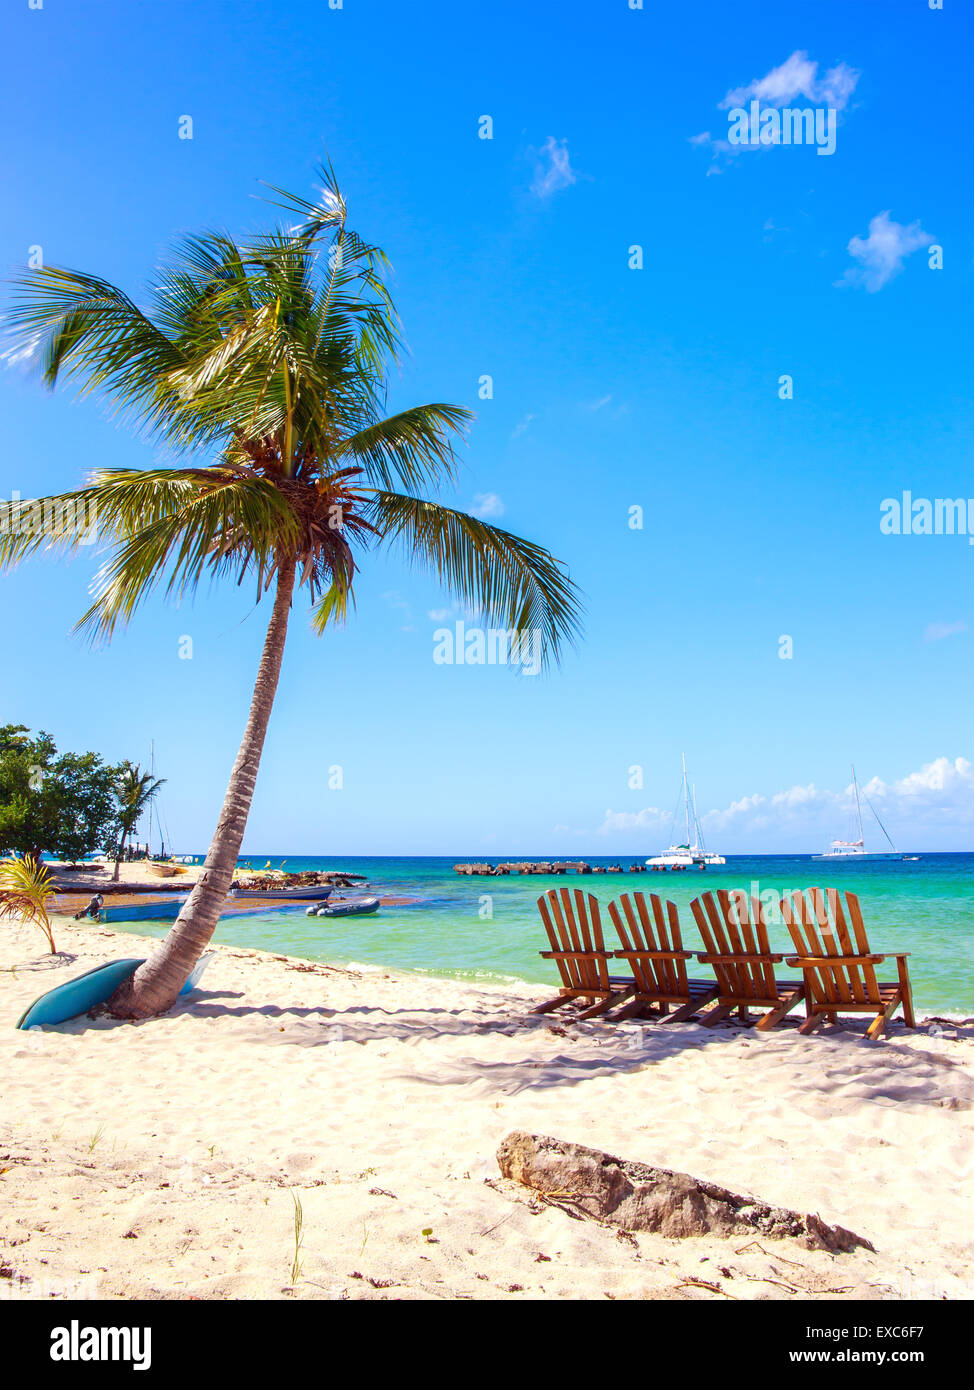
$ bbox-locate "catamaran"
[646,754,726,870]
[813,765,912,862]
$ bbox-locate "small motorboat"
[305,895,380,918]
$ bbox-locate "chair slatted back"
[537,888,611,993]
[608,892,689,997]
[691,889,777,1000]
[779,888,882,1007]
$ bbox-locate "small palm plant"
[112,761,166,881]
[1,165,582,1019]
[0,855,57,954]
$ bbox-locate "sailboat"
[646,754,726,870]
[812,765,911,862]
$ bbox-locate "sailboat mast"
[682,752,691,847]
[863,789,898,851]
[148,739,156,858]
[852,764,865,844]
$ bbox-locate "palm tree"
[0,854,57,955]
[1,166,582,1019]
[112,761,166,881]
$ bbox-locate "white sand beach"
[2,915,973,1302]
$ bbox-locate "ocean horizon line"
[221,849,972,861]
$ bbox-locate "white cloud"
[597,806,670,835]
[531,137,579,198]
[427,599,482,625]
[0,329,43,370]
[882,756,974,801]
[688,131,742,175]
[836,211,934,292]
[924,620,967,643]
[381,590,411,618]
[470,492,505,520]
[511,414,535,440]
[587,394,612,412]
[596,757,974,848]
[719,50,859,112]
[694,51,858,173]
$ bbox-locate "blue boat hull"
[16,958,145,1029]
[16,951,216,1029]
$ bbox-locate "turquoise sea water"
[110,853,974,1016]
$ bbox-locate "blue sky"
[1,0,972,854]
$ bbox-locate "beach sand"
[48,859,350,892]
[2,915,973,1302]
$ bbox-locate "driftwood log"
[496,1131,873,1252]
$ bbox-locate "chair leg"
[865,995,900,1041]
[530,994,572,1015]
[897,961,916,1028]
[755,986,805,1032]
[608,995,651,1022]
[578,986,635,1020]
[662,989,718,1025]
[700,1004,735,1028]
[798,1010,827,1036]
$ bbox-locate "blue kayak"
[15,951,215,1029]
[180,952,214,995]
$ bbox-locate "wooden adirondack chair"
[690,888,805,1029]
[607,892,719,1022]
[779,887,915,1040]
[532,888,636,1018]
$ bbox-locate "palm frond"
[117,762,166,835]
[2,168,580,680]
[5,267,184,433]
[72,469,299,640]
[366,492,583,669]
[0,855,57,954]
[336,405,471,490]
[309,576,355,633]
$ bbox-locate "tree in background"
[112,761,166,881]
[0,724,122,865]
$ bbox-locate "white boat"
[306,896,380,918]
[646,755,726,870]
[812,766,912,862]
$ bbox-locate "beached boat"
[16,953,214,1030]
[813,766,912,862]
[230,885,333,900]
[646,755,726,870]
[306,896,380,918]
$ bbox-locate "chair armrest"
[540,950,613,961]
[785,954,886,967]
[613,950,694,961]
[696,952,785,964]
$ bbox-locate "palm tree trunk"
[112,829,127,883]
[108,562,296,1019]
